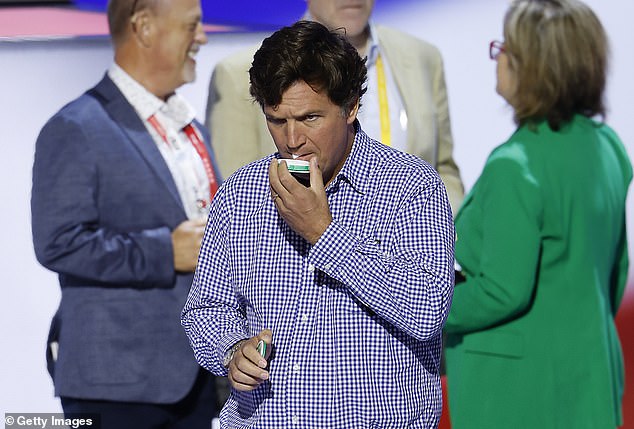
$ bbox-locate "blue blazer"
[31,74,221,403]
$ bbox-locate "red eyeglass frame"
[489,40,506,60]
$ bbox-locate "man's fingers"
[269,159,288,201]
[228,371,259,392]
[259,329,273,343]
[309,157,323,190]
[229,366,263,386]
[274,159,308,192]
[229,359,269,391]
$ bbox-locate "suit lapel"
[376,26,416,147]
[376,26,438,167]
[93,75,186,215]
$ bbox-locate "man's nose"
[286,121,304,149]
[196,22,208,45]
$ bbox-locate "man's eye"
[267,118,285,126]
[304,115,318,122]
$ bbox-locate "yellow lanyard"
[376,53,391,146]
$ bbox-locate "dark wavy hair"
[249,20,367,114]
[504,0,608,130]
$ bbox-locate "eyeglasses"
[489,40,506,60]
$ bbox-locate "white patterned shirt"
[108,64,211,219]
[182,125,455,428]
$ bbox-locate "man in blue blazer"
[30,0,220,427]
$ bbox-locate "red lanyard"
[147,115,219,200]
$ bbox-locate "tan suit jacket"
[205,25,464,212]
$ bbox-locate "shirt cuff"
[218,331,250,369]
[309,219,387,277]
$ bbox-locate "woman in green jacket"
[444,1,632,428]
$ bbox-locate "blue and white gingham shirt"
[182,126,455,428]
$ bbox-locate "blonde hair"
[504,0,608,129]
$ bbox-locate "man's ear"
[346,99,360,124]
[130,10,154,47]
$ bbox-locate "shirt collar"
[364,23,381,66]
[108,63,196,129]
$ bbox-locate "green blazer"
[444,115,632,429]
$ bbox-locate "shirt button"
[293,363,300,373]
[308,264,315,272]
[301,313,309,323]
[292,415,299,424]
[324,262,333,271]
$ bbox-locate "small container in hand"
[278,159,310,187]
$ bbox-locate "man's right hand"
[171,218,206,272]
[269,158,332,245]
[227,329,273,392]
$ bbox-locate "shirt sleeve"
[181,186,250,376]
[309,176,455,342]
[444,147,543,334]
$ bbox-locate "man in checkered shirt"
[182,20,455,428]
